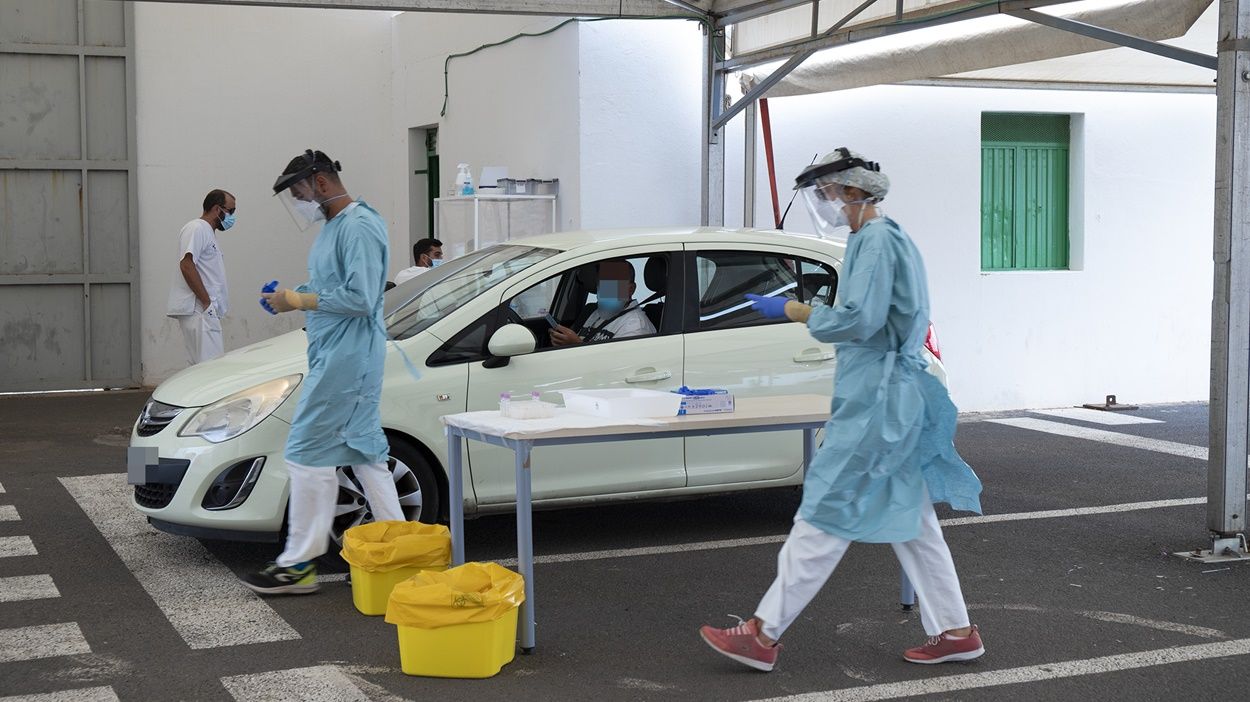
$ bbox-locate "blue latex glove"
[745,293,789,319]
[259,280,279,315]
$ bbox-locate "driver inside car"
[549,259,656,346]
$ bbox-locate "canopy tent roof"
[738,0,1216,97]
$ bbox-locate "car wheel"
[329,439,441,547]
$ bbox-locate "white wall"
[578,20,704,229]
[134,4,396,385]
[724,84,1216,411]
[391,13,582,238]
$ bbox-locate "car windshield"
[384,244,558,340]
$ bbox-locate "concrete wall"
[577,20,704,229]
[134,4,396,385]
[724,84,1216,411]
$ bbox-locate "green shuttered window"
[981,113,1070,271]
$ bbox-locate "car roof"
[514,227,847,258]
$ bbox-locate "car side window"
[694,251,837,332]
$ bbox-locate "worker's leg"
[890,500,971,636]
[754,518,853,641]
[178,314,201,364]
[199,311,224,362]
[275,461,339,567]
[352,460,405,522]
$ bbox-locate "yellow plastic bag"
[385,562,525,629]
[340,521,451,573]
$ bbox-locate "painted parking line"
[483,495,1212,567]
[749,637,1250,702]
[0,688,119,702]
[60,474,300,650]
[1033,408,1163,426]
[0,623,91,663]
[0,536,37,559]
[987,417,1207,460]
[0,505,20,521]
[220,666,372,701]
[0,482,5,493]
[0,574,60,603]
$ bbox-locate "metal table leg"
[448,429,465,566]
[515,441,536,653]
[802,427,815,472]
[900,569,916,611]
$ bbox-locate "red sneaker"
[903,625,985,664]
[699,616,781,672]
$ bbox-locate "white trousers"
[276,460,405,567]
[755,499,971,640]
[177,311,223,364]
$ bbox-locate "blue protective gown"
[284,200,391,467]
[798,216,982,543]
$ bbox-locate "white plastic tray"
[560,388,683,419]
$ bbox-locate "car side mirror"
[487,323,537,358]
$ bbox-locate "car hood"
[153,330,309,408]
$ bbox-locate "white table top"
[442,394,832,441]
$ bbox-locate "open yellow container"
[395,607,519,678]
[386,562,525,678]
[340,521,451,616]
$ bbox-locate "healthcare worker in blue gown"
[242,150,405,595]
[699,149,985,671]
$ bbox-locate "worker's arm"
[179,253,212,309]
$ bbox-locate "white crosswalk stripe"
[220,666,373,701]
[0,623,91,663]
[0,688,119,702]
[1033,408,1164,425]
[60,474,300,650]
[0,574,59,603]
[987,417,1208,459]
[0,482,6,493]
[0,536,37,559]
[0,505,20,521]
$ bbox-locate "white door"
[683,247,840,487]
[465,248,685,504]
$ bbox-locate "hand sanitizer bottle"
[456,163,475,196]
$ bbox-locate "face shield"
[793,148,889,239]
[799,180,851,240]
[272,150,342,231]
[274,176,326,231]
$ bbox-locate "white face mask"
[294,200,325,226]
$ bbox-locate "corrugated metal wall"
[0,0,139,391]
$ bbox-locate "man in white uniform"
[549,260,655,345]
[393,238,443,285]
[166,189,235,364]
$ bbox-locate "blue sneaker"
[242,561,318,595]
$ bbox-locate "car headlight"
[179,375,301,443]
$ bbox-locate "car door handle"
[626,370,672,383]
[793,351,836,363]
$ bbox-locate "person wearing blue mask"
[549,259,655,346]
[241,150,406,595]
[699,148,984,671]
[394,237,444,285]
[166,189,235,364]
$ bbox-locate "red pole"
[759,98,782,228]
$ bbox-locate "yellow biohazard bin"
[385,562,525,678]
[339,521,451,616]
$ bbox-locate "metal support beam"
[743,100,757,227]
[1006,8,1217,71]
[701,25,726,226]
[1207,0,1250,541]
[715,0,810,27]
[122,0,704,18]
[712,0,875,130]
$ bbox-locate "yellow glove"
[784,300,812,324]
[262,289,319,313]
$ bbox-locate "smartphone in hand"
[544,313,559,328]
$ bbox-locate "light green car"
[129,227,945,545]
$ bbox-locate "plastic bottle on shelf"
[456,163,475,196]
[499,391,511,415]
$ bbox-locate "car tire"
[328,437,442,548]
